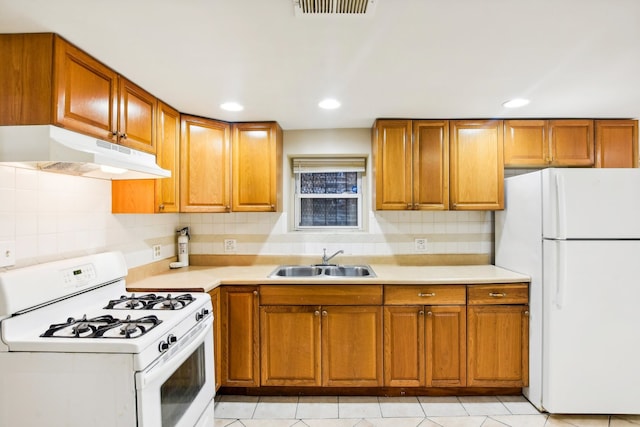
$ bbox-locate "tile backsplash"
[0,165,180,269]
[0,163,493,269]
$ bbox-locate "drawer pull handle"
[418,292,436,297]
[489,292,506,297]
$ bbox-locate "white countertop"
[127,264,530,293]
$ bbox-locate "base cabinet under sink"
[213,282,528,392]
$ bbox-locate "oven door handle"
[137,317,213,389]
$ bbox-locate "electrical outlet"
[224,239,237,253]
[0,241,16,267]
[152,244,162,260]
[414,238,428,252]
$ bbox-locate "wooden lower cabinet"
[322,306,383,387]
[467,284,529,387]
[209,288,222,391]
[260,306,321,386]
[220,286,260,387]
[260,304,383,387]
[219,283,528,393]
[384,305,466,387]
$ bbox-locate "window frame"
[292,158,366,231]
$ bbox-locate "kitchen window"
[293,158,365,230]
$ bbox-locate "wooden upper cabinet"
[503,120,549,167]
[373,119,448,210]
[232,122,283,212]
[111,101,180,213]
[373,119,413,210]
[117,77,156,153]
[154,101,181,212]
[180,115,231,213]
[53,35,119,141]
[595,119,638,168]
[504,119,595,167]
[1,34,157,153]
[549,119,594,166]
[0,33,55,124]
[450,120,504,210]
[413,120,449,210]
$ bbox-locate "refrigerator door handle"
[555,173,567,239]
[555,241,566,309]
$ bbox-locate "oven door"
[135,318,214,427]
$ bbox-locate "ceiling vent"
[293,0,377,16]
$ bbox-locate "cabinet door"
[549,119,594,166]
[118,77,156,154]
[221,286,259,387]
[413,120,449,210]
[595,120,638,168]
[322,306,383,387]
[110,101,180,214]
[450,120,504,210]
[373,120,413,210]
[383,306,425,387]
[154,101,181,212]
[232,122,282,212]
[426,305,466,387]
[180,115,230,212]
[467,305,529,387]
[260,306,321,386]
[53,36,118,141]
[503,120,549,167]
[209,288,222,391]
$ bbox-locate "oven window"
[160,343,206,426]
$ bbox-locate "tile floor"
[213,395,640,427]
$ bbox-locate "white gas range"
[0,252,214,427]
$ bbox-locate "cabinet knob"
[314,310,320,316]
[322,310,328,317]
[427,311,433,316]
[524,310,530,316]
[407,203,412,209]
[159,204,165,210]
[270,204,275,210]
[253,290,258,296]
[419,310,424,316]
[489,292,506,298]
[121,133,127,139]
[418,292,436,297]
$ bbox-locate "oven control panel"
[61,263,97,288]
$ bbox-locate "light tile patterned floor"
[213,395,640,427]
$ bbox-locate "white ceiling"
[1,0,639,130]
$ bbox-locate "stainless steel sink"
[270,265,323,277]
[268,264,376,278]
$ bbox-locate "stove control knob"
[158,341,170,353]
[168,334,177,345]
[195,308,210,321]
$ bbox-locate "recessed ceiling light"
[502,98,530,108]
[220,102,244,112]
[318,98,341,110]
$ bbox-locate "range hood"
[0,125,171,180]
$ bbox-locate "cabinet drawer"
[384,285,466,305]
[259,285,382,306]
[467,284,529,305]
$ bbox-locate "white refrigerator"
[495,168,640,414]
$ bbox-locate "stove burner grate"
[41,314,162,339]
[104,293,195,310]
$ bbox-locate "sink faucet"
[321,248,344,265]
